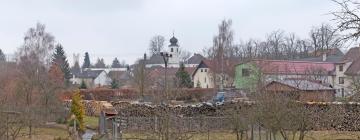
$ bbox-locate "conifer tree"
[52,44,71,85]
[175,63,193,88]
[82,52,91,68]
[111,79,119,89]
[94,58,106,68]
[79,80,87,89]
[111,57,121,68]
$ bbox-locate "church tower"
[168,35,180,65]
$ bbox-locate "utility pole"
[160,52,172,101]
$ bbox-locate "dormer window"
[171,48,174,52]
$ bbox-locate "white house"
[71,69,111,88]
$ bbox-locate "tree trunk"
[251,124,254,140]
[236,131,240,140]
[272,131,276,140]
[259,125,261,140]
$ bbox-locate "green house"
[234,62,263,90]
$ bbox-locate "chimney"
[322,53,327,62]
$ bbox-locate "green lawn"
[84,115,99,130]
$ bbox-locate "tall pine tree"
[94,58,106,68]
[175,63,193,88]
[111,57,121,68]
[52,44,71,85]
[82,52,91,68]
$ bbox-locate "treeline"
[203,20,344,62]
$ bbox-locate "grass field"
[121,131,360,140]
[84,115,99,130]
[17,126,69,140]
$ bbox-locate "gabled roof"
[343,47,360,61]
[296,55,343,63]
[74,70,104,79]
[146,54,165,65]
[342,47,360,75]
[310,48,344,57]
[246,59,335,75]
[345,59,360,75]
[108,71,131,81]
[267,79,334,91]
[186,53,205,64]
[193,59,240,77]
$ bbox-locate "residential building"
[192,59,237,89]
[234,59,336,93]
[71,69,111,88]
[264,79,336,102]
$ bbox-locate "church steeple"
[167,33,180,64]
[169,35,178,47]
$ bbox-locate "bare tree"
[149,35,165,56]
[179,49,191,63]
[309,24,343,55]
[15,23,55,66]
[332,0,360,41]
[131,58,151,99]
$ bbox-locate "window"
[339,65,344,72]
[205,69,207,72]
[204,77,207,83]
[171,48,174,52]
[201,69,203,72]
[341,88,345,97]
[339,77,345,84]
[242,68,250,77]
[177,48,178,52]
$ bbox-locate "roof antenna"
[172,30,175,37]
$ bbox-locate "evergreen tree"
[70,90,85,132]
[110,79,119,89]
[0,49,5,62]
[94,58,106,68]
[82,52,91,68]
[111,57,121,68]
[79,80,87,89]
[52,44,71,85]
[175,63,193,88]
[196,80,201,88]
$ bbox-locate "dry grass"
[17,126,69,140]
[121,131,360,140]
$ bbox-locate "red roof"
[251,59,335,75]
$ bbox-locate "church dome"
[169,36,178,46]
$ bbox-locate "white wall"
[193,68,213,88]
[94,71,111,86]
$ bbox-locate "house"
[264,79,336,102]
[334,47,360,97]
[234,59,336,93]
[71,69,111,88]
[192,59,237,89]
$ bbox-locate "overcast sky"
[0,0,339,65]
